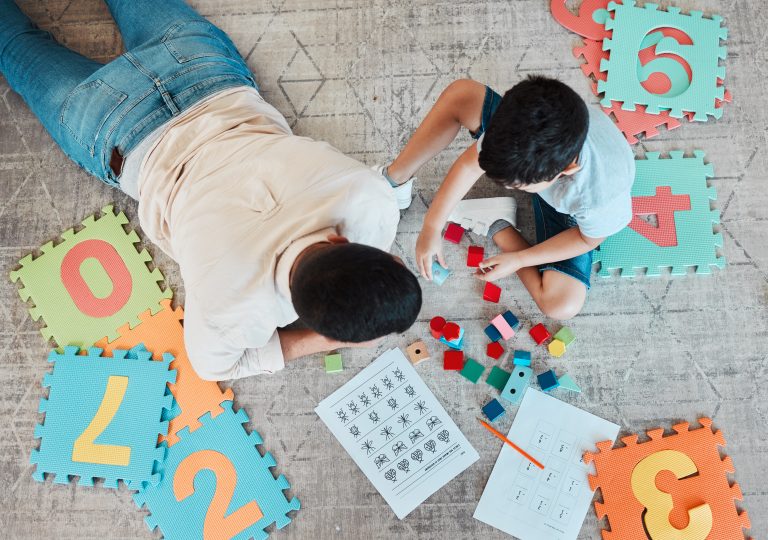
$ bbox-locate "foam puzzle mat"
[133,401,301,540]
[584,418,750,539]
[96,299,234,446]
[594,151,725,277]
[32,346,175,488]
[10,205,172,348]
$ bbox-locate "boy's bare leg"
[387,79,487,184]
[491,227,586,320]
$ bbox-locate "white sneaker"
[373,165,415,210]
[448,197,517,236]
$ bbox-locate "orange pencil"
[478,418,545,470]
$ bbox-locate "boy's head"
[291,241,422,342]
[478,75,589,190]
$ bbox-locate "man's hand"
[415,226,446,280]
[476,252,525,282]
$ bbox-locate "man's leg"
[103,0,207,50]
[0,1,104,132]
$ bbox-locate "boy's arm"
[417,144,485,278]
[478,227,603,281]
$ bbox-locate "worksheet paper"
[315,348,479,519]
[473,389,620,540]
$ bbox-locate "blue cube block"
[484,324,502,342]
[502,310,520,330]
[512,350,532,367]
[432,261,451,285]
[500,365,533,404]
[537,369,560,392]
[439,327,465,350]
[482,398,506,422]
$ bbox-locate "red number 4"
[628,186,691,247]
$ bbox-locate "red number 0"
[60,239,133,317]
[174,450,264,540]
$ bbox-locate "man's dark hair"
[291,243,422,342]
[478,75,589,187]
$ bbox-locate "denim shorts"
[476,85,592,289]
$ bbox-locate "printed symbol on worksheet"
[381,377,394,391]
[349,425,361,439]
[368,411,380,424]
[370,385,382,399]
[437,429,450,444]
[562,474,582,497]
[336,409,349,423]
[392,441,408,457]
[426,416,442,431]
[358,393,371,407]
[374,454,390,469]
[531,421,555,452]
[424,440,437,453]
[409,429,424,444]
[384,469,397,482]
[520,457,544,477]
[531,492,552,515]
[411,449,424,463]
[397,413,412,428]
[397,459,410,474]
[361,440,375,455]
[387,398,398,410]
[511,482,531,505]
[404,385,415,398]
[553,431,576,459]
[381,426,395,440]
[414,400,428,415]
[553,504,571,525]
[347,400,360,415]
[393,368,406,383]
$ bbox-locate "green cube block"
[486,366,511,391]
[459,358,485,383]
[553,327,575,346]
[324,353,343,373]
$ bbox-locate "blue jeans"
[0,0,257,186]
[475,85,592,288]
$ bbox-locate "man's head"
[290,239,422,342]
[478,75,589,192]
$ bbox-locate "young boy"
[380,76,635,320]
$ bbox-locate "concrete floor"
[1,0,765,539]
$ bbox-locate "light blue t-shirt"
[479,106,635,238]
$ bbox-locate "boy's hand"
[476,253,524,282]
[415,227,447,280]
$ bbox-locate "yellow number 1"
[630,450,713,540]
[72,375,131,466]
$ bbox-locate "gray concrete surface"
[1,0,765,539]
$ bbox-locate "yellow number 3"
[630,450,713,540]
[72,376,131,466]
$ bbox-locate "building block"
[444,222,465,244]
[467,245,484,267]
[431,261,451,285]
[598,1,727,121]
[482,399,506,422]
[96,299,234,447]
[441,322,460,341]
[500,365,533,404]
[486,341,504,360]
[443,350,464,371]
[537,369,560,392]
[557,373,582,393]
[133,401,300,539]
[486,366,511,392]
[31,346,175,488]
[490,314,515,340]
[429,316,446,339]
[324,354,343,373]
[9,205,172,349]
[529,323,551,345]
[593,152,725,277]
[584,418,750,540]
[548,339,567,358]
[406,341,430,365]
[482,282,502,303]
[459,358,485,384]
[439,327,465,350]
[501,310,520,330]
[484,324,502,342]
[512,350,532,367]
[553,327,575,346]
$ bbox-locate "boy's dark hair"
[478,75,589,187]
[291,243,422,342]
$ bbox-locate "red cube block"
[483,282,502,303]
[486,341,504,360]
[444,223,465,244]
[529,323,551,345]
[441,322,461,341]
[444,350,464,370]
[467,245,484,267]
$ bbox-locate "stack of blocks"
[10,206,300,538]
[549,327,575,357]
[486,310,519,342]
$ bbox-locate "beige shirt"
[136,87,399,380]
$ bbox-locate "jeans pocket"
[162,20,237,63]
[60,80,127,157]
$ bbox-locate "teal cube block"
[459,358,485,383]
[482,398,505,422]
[432,261,451,285]
[512,350,532,366]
